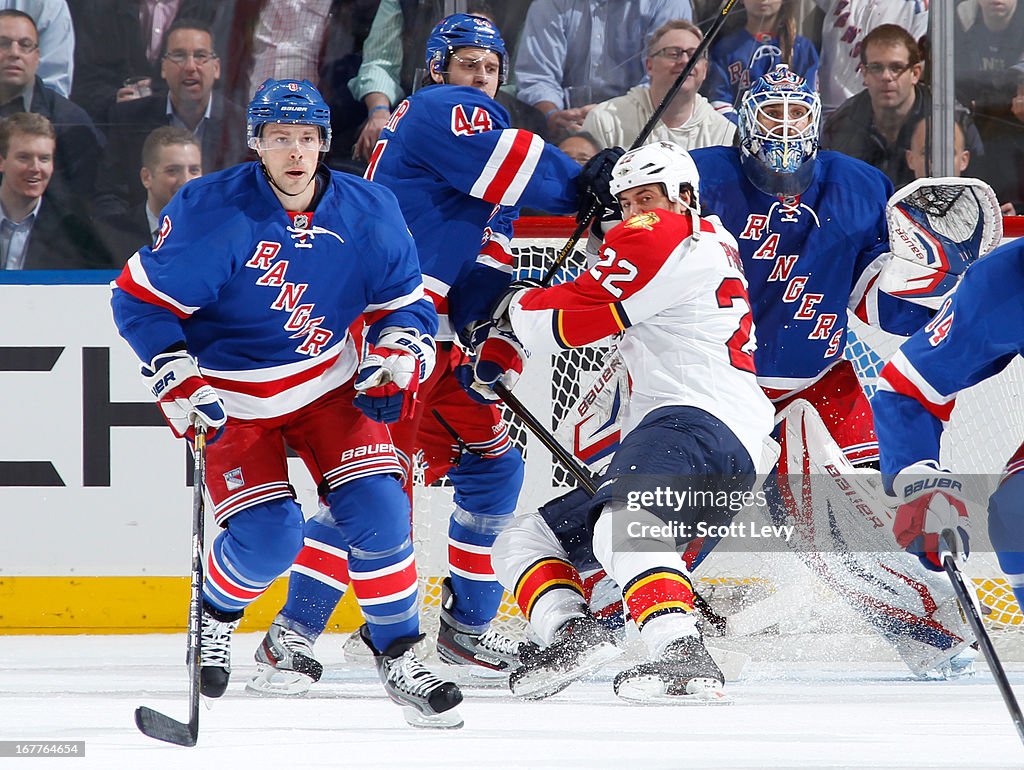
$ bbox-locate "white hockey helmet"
[609,141,700,210]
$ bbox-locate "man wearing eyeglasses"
[821,23,984,187]
[94,17,245,216]
[0,9,103,200]
[582,19,734,151]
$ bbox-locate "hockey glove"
[892,461,972,571]
[456,320,528,403]
[577,146,625,223]
[353,328,436,423]
[141,350,227,442]
[489,277,544,326]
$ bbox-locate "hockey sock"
[513,557,588,645]
[278,515,351,641]
[447,513,505,630]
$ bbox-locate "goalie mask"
[425,13,507,86]
[881,177,1003,309]
[246,78,332,151]
[738,65,820,197]
[609,141,700,211]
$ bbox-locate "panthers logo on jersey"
[624,212,660,231]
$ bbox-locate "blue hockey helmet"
[247,78,332,151]
[738,65,821,197]
[425,13,507,85]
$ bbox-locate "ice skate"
[361,625,464,729]
[436,578,524,678]
[245,622,324,696]
[613,633,730,705]
[508,613,624,700]
[199,604,242,698]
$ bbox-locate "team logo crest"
[223,468,245,490]
[293,213,309,229]
[624,211,660,230]
[287,82,299,92]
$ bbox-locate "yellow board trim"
[0,577,364,635]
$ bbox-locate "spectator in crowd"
[815,0,928,114]
[95,125,200,266]
[903,113,973,179]
[703,0,819,123]
[513,0,695,141]
[0,9,103,199]
[93,18,242,215]
[0,1,74,97]
[349,0,539,164]
[0,112,109,269]
[557,130,600,164]
[583,19,734,150]
[821,24,983,189]
[971,63,1024,215]
[955,0,1024,118]
[67,0,217,124]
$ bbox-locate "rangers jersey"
[689,146,932,397]
[704,29,820,121]
[507,208,775,470]
[111,162,436,420]
[817,0,929,112]
[874,240,1024,483]
[366,84,581,341]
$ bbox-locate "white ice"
[2,633,1023,770]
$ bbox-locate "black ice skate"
[245,621,324,696]
[508,612,624,700]
[361,625,464,729]
[613,633,730,705]
[437,578,524,678]
[199,603,242,698]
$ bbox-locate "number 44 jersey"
[507,208,775,471]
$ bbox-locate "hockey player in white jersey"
[489,142,775,702]
[874,238,1024,598]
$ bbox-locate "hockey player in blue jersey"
[246,14,595,695]
[874,240,1024,598]
[684,65,977,677]
[111,78,467,729]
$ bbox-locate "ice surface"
[1,633,1022,769]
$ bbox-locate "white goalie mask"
[609,141,700,211]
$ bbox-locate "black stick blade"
[134,706,198,747]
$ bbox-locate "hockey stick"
[541,0,739,286]
[135,425,208,747]
[940,531,1024,748]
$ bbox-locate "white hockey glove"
[892,461,972,571]
[140,350,227,442]
[882,177,1002,309]
[353,328,436,423]
[456,319,528,403]
[489,278,543,326]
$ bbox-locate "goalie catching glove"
[141,350,227,442]
[892,461,972,571]
[354,328,435,423]
[456,319,528,403]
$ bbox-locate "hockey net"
[411,217,1024,658]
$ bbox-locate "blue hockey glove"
[140,350,227,442]
[456,320,528,403]
[577,146,625,222]
[354,328,436,423]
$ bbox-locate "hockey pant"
[496,405,755,657]
[989,442,1024,609]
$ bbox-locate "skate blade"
[436,663,510,688]
[402,706,464,730]
[244,664,313,697]
[615,675,732,706]
[511,641,624,700]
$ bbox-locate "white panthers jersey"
[509,208,775,470]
